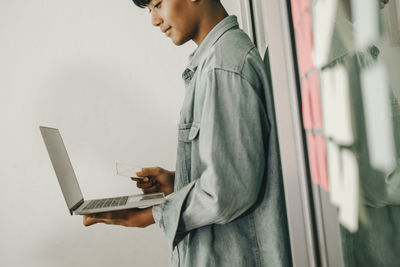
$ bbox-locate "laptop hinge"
[70,199,84,215]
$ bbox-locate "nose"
[151,11,163,27]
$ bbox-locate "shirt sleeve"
[152,68,270,248]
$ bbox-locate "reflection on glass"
[291,0,400,266]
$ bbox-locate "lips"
[162,26,172,34]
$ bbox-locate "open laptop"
[40,126,165,215]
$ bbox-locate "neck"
[192,3,228,46]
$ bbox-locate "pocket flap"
[188,123,200,141]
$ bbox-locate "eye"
[154,1,162,8]
[148,0,161,13]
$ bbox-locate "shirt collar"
[182,15,239,81]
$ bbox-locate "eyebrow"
[147,1,156,12]
[149,0,157,7]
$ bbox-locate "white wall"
[0,1,240,267]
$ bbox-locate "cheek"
[162,1,195,43]
[165,2,192,31]
[171,25,194,45]
[174,17,196,40]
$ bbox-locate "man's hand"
[83,207,154,227]
[133,167,175,196]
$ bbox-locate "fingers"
[83,212,108,226]
[83,215,101,226]
[83,216,120,227]
[83,212,124,227]
[131,175,160,194]
[82,209,144,227]
[136,180,160,193]
[136,167,162,178]
[131,177,150,183]
[136,179,156,189]
[142,185,159,194]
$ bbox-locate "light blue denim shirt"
[152,16,291,267]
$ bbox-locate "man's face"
[148,0,199,45]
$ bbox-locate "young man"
[83,0,291,266]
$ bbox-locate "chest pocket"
[175,122,200,191]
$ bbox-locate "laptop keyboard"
[83,196,129,211]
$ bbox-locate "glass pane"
[289,0,400,266]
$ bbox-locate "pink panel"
[291,0,301,27]
[299,0,310,13]
[316,134,329,191]
[295,10,314,75]
[302,11,314,73]
[307,133,319,185]
[301,78,313,129]
[308,71,323,129]
[295,27,306,74]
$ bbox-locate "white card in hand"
[116,162,142,178]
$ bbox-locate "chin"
[171,35,191,46]
[172,40,186,46]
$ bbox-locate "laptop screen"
[40,127,83,213]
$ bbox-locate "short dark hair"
[132,0,151,8]
[132,0,220,8]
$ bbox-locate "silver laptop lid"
[40,126,84,214]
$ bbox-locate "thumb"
[136,167,161,177]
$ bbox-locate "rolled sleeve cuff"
[152,180,196,249]
[152,204,164,228]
